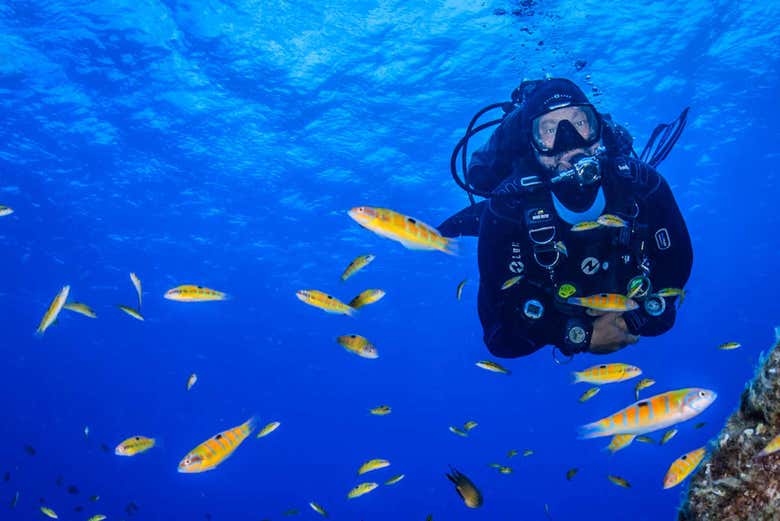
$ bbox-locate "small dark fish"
[608,475,631,488]
[426,516,432,521]
[694,422,706,429]
[67,485,79,495]
[39,497,46,504]
[74,506,84,512]
[3,471,9,482]
[100,444,111,453]
[446,466,483,508]
[24,445,36,456]
[205,514,212,520]
[55,476,63,487]
[566,468,579,481]
[126,501,139,515]
[90,495,100,502]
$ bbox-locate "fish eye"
[699,391,706,397]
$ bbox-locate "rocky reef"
[679,327,780,521]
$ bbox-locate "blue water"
[2,1,780,519]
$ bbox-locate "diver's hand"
[588,312,640,354]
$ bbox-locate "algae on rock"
[679,327,780,521]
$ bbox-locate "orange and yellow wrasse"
[63,302,97,319]
[756,433,780,459]
[597,214,628,228]
[36,285,70,336]
[118,305,144,321]
[571,220,601,232]
[0,205,13,216]
[606,434,635,453]
[660,428,678,445]
[384,474,405,485]
[336,334,378,359]
[165,285,228,302]
[608,475,631,488]
[635,378,656,400]
[309,502,328,517]
[369,405,391,415]
[573,363,642,385]
[341,254,375,281]
[348,206,456,255]
[463,420,478,431]
[347,482,378,499]
[357,458,390,475]
[348,289,385,309]
[187,373,198,391]
[115,436,156,456]
[718,341,741,350]
[40,506,58,519]
[476,360,511,375]
[663,447,706,489]
[178,417,256,473]
[578,388,717,439]
[579,387,600,403]
[296,290,355,316]
[501,275,523,290]
[446,466,482,508]
[567,293,639,312]
[256,421,281,438]
[456,279,467,301]
[130,272,142,309]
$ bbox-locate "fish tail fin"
[345,306,358,317]
[571,371,583,384]
[243,416,258,435]
[577,420,606,439]
[442,237,459,256]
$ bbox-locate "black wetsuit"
[475,153,693,358]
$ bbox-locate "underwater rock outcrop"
[679,328,780,521]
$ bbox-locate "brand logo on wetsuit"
[655,228,671,250]
[509,260,525,275]
[580,257,600,275]
[527,208,552,225]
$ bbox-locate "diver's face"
[533,106,600,174]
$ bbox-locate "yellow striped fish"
[501,275,523,290]
[178,417,256,473]
[608,475,631,488]
[309,502,328,517]
[36,285,70,336]
[475,360,511,375]
[130,272,142,309]
[348,289,386,309]
[347,482,378,499]
[718,341,741,350]
[571,221,601,232]
[118,305,144,321]
[336,334,378,359]
[573,363,642,384]
[635,378,656,400]
[597,214,628,228]
[579,387,600,402]
[578,388,717,439]
[567,293,639,312]
[357,458,390,475]
[385,474,405,485]
[256,421,280,438]
[369,405,391,415]
[63,302,97,318]
[456,279,467,300]
[296,290,355,316]
[660,429,678,445]
[165,285,229,302]
[115,436,156,456]
[341,254,375,281]
[40,506,58,519]
[606,434,635,453]
[87,515,107,521]
[663,447,706,489]
[755,433,780,459]
[348,206,456,255]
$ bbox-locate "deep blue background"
[1,1,779,519]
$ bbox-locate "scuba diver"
[439,78,692,360]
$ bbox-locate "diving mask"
[531,104,602,156]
